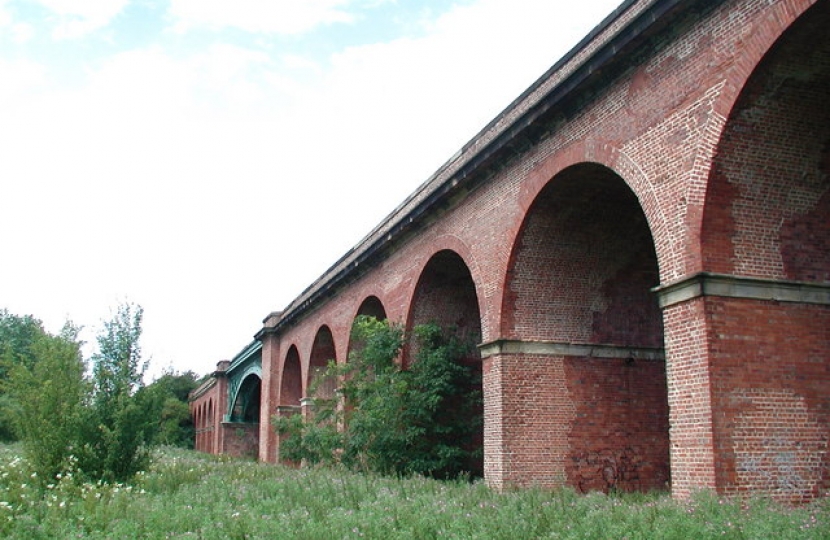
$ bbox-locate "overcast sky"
[0,0,623,378]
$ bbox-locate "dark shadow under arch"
[230,374,262,423]
[309,325,337,400]
[280,346,302,407]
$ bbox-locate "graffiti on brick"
[734,389,828,500]
[571,447,644,493]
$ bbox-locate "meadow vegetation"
[1,311,827,538]
[0,444,826,539]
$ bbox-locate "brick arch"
[280,345,302,408]
[354,295,387,322]
[494,160,669,492]
[692,0,822,268]
[308,325,337,400]
[405,236,487,341]
[502,161,663,347]
[405,246,483,356]
[690,0,830,503]
[702,0,829,281]
[405,246,484,477]
[206,401,212,452]
[345,295,389,363]
[516,142,669,282]
[195,404,201,451]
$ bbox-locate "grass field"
[0,444,826,539]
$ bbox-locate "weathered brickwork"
[219,423,259,459]
[565,357,670,493]
[505,164,662,346]
[485,353,576,488]
[706,298,830,503]
[191,378,222,454]
[192,0,828,502]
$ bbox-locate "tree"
[141,370,200,448]
[0,310,51,441]
[276,316,482,479]
[76,303,154,482]
[4,322,88,484]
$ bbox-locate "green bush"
[139,370,200,449]
[276,316,482,479]
[0,310,53,442]
[76,303,154,483]
[3,324,87,485]
[3,303,158,485]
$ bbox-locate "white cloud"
[0,58,47,100]
[33,0,128,39]
[168,0,355,35]
[11,22,34,42]
[0,0,625,376]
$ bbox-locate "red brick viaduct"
[190,0,829,502]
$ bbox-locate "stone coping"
[479,339,664,360]
[654,272,830,308]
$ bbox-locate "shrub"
[3,323,87,485]
[0,310,53,442]
[76,303,154,483]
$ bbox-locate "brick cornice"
[653,272,830,308]
[478,339,664,360]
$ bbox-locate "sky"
[0,0,624,379]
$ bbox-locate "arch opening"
[309,326,337,401]
[356,296,387,321]
[347,296,389,360]
[230,374,262,423]
[280,346,302,408]
[504,162,668,493]
[408,249,484,478]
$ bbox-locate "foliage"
[0,311,52,442]
[0,444,827,539]
[1,304,200,484]
[2,324,87,484]
[276,316,482,479]
[140,370,200,448]
[0,310,46,375]
[76,303,154,483]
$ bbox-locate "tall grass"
[0,444,826,538]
